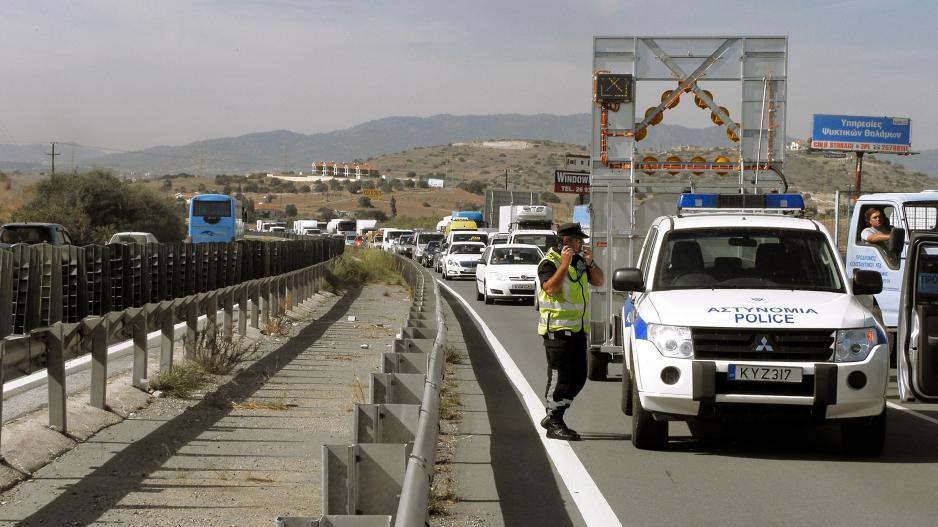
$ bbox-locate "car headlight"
[833,328,876,362]
[489,272,507,280]
[646,324,694,359]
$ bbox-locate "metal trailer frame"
[588,36,789,378]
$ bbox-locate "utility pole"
[505,168,508,190]
[45,142,61,174]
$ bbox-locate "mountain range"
[2,114,936,177]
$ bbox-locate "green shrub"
[149,362,209,398]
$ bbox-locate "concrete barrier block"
[106,382,150,418]
[0,462,27,492]
[353,404,419,443]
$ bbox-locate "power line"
[45,142,61,174]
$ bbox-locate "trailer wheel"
[587,348,609,381]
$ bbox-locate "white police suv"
[613,194,889,455]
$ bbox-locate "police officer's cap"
[556,222,588,239]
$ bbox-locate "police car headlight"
[647,324,694,359]
[489,271,507,281]
[834,328,876,362]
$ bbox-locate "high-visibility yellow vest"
[537,249,589,335]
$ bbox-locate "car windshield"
[452,233,487,244]
[451,244,484,255]
[654,228,844,292]
[491,247,542,265]
[417,233,444,244]
[400,235,413,244]
[112,234,149,244]
[1,226,53,244]
[512,234,557,251]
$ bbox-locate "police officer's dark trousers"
[543,330,587,419]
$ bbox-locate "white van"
[614,194,888,455]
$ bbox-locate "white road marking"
[887,401,938,426]
[439,280,623,527]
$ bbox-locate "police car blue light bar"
[677,193,805,214]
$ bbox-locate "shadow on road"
[18,287,362,526]
[443,289,578,527]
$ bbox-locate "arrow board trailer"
[587,36,789,380]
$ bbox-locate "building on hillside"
[254,203,283,218]
[564,153,590,171]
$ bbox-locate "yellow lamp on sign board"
[641,156,658,175]
[711,107,729,126]
[690,156,706,176]
[726,127,739,143]
[666,156,682,175]
[694,90,713,109]
[661,90,679,109]
[645,107,663,126]
[714,155,731,175]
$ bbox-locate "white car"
[475,244,543,304]
[108,231,159,244]
[442,242,486,280]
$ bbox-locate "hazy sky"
[1,0,935,151]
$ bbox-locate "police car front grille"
[692,328,835,362]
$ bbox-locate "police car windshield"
[655,228,844,292]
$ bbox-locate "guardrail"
[277,255,446,527]
[1,237,344,452]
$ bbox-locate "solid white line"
[887,401,938,426]
[439,280,623,527]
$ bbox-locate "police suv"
[613,194,889,455]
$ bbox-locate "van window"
[857,204,900,270]
[905,204,938,231]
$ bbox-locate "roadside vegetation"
[149,334,261,398]
[332,248,406,286]
[7,169,186,245]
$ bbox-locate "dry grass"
[149,361,210,398]
[260,316,293,337]
[191,333,261,375]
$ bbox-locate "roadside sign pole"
[854,151,864,192]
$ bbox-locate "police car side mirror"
[612,268,644,292]
[853,269,883,296]
[887,227,905,256]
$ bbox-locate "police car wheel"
[621,366,633,415]
[841,409,886,457]
[631,379,667,450]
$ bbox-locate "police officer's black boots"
[540,412,581,441]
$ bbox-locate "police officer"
[537,222,604,440]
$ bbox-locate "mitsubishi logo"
[754,335,774,352]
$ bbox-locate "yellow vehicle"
[443,219,477,237]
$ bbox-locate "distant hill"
[891,149,938,178]
[2,114,744,175]
[0,143,107,172]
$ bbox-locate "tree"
[390,195,397,218]
[348,181,362,194]
[357,196,373,208]
[316,207,337,221]
[540,191,561,203]
[299,185,311,193]
[314,181,328,193]
[285,204,298,217]
[417,179,429,189]
[266,194,276,202]
[13,169,186,244]
[359,209,388,221]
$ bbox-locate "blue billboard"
[811,114,911,153]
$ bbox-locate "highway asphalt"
[436,272,938,527]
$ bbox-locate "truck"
[356,219,378,236]
[498,205,553,233]
[613,193,889,454]
[327,218,358,236]
[843,192,933,342]
[293,219,324,235]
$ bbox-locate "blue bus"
[188,194,244,243]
